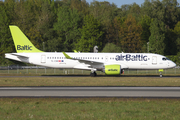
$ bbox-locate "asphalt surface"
[0,86,180,98]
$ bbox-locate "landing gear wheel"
[90,72,97,77]
[94,72,97,76]
[160,72,162,78]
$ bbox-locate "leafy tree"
[13,0,43,49]
[173,21,180,53]
[53,6,82,52]
[149,18,166,55]
[162,0,180,29]
[128,3,141,16]
[89,1,117,23]
[118,4,130,17]
[119,15,143,53]
[0,4,14,65]
[70,0,89,15]
[139,15,152,52]
[89,1,118,47]
[105,16,125,45]
[164,28,177,55]
[139,15,151,43]
[142,0,165,21]
[101,43,121,53]
[36,1,56,51]
[75,15,104,52]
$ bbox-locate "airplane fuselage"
[5,52,176,71]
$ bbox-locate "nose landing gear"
[159,69,163,78]
[160,72,163,77]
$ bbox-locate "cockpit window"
[166,57,170,60]
[162,58,166,61]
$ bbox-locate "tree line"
[0,0,180,65]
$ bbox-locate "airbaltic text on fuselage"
[17,45,32,50]
[115,54,147,61]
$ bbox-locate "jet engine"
[102,65,122,75]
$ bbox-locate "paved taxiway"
[0,87,180,98]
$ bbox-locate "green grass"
[0,77,180,86]
[1,69,180,119]
[0,98,180,120]
[1,68,180,75]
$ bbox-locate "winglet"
[63,52,72,59]
[74,50,78,53]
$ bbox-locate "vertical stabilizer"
[9,26,43,53]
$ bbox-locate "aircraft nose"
[171,61,176,68]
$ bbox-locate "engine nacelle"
[103,65,121,75]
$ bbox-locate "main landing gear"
[90,71,97,77]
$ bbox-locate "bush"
[101,43,121,53]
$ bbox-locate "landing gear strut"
[90,71,97,77]
[160,72,162,78]
[159,69,163,78]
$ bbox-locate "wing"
[63,52,103,65]
[62,52,129,69]
[63,52,104,70]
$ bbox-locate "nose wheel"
[160,72,163,77]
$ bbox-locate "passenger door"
[41,55,46,63]
[152,56,157,64]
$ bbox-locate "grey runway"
[0,87,180,98]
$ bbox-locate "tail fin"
[9,26,43,53]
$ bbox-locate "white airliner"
[5,26,176,76]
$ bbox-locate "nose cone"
[170,61,176,68]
